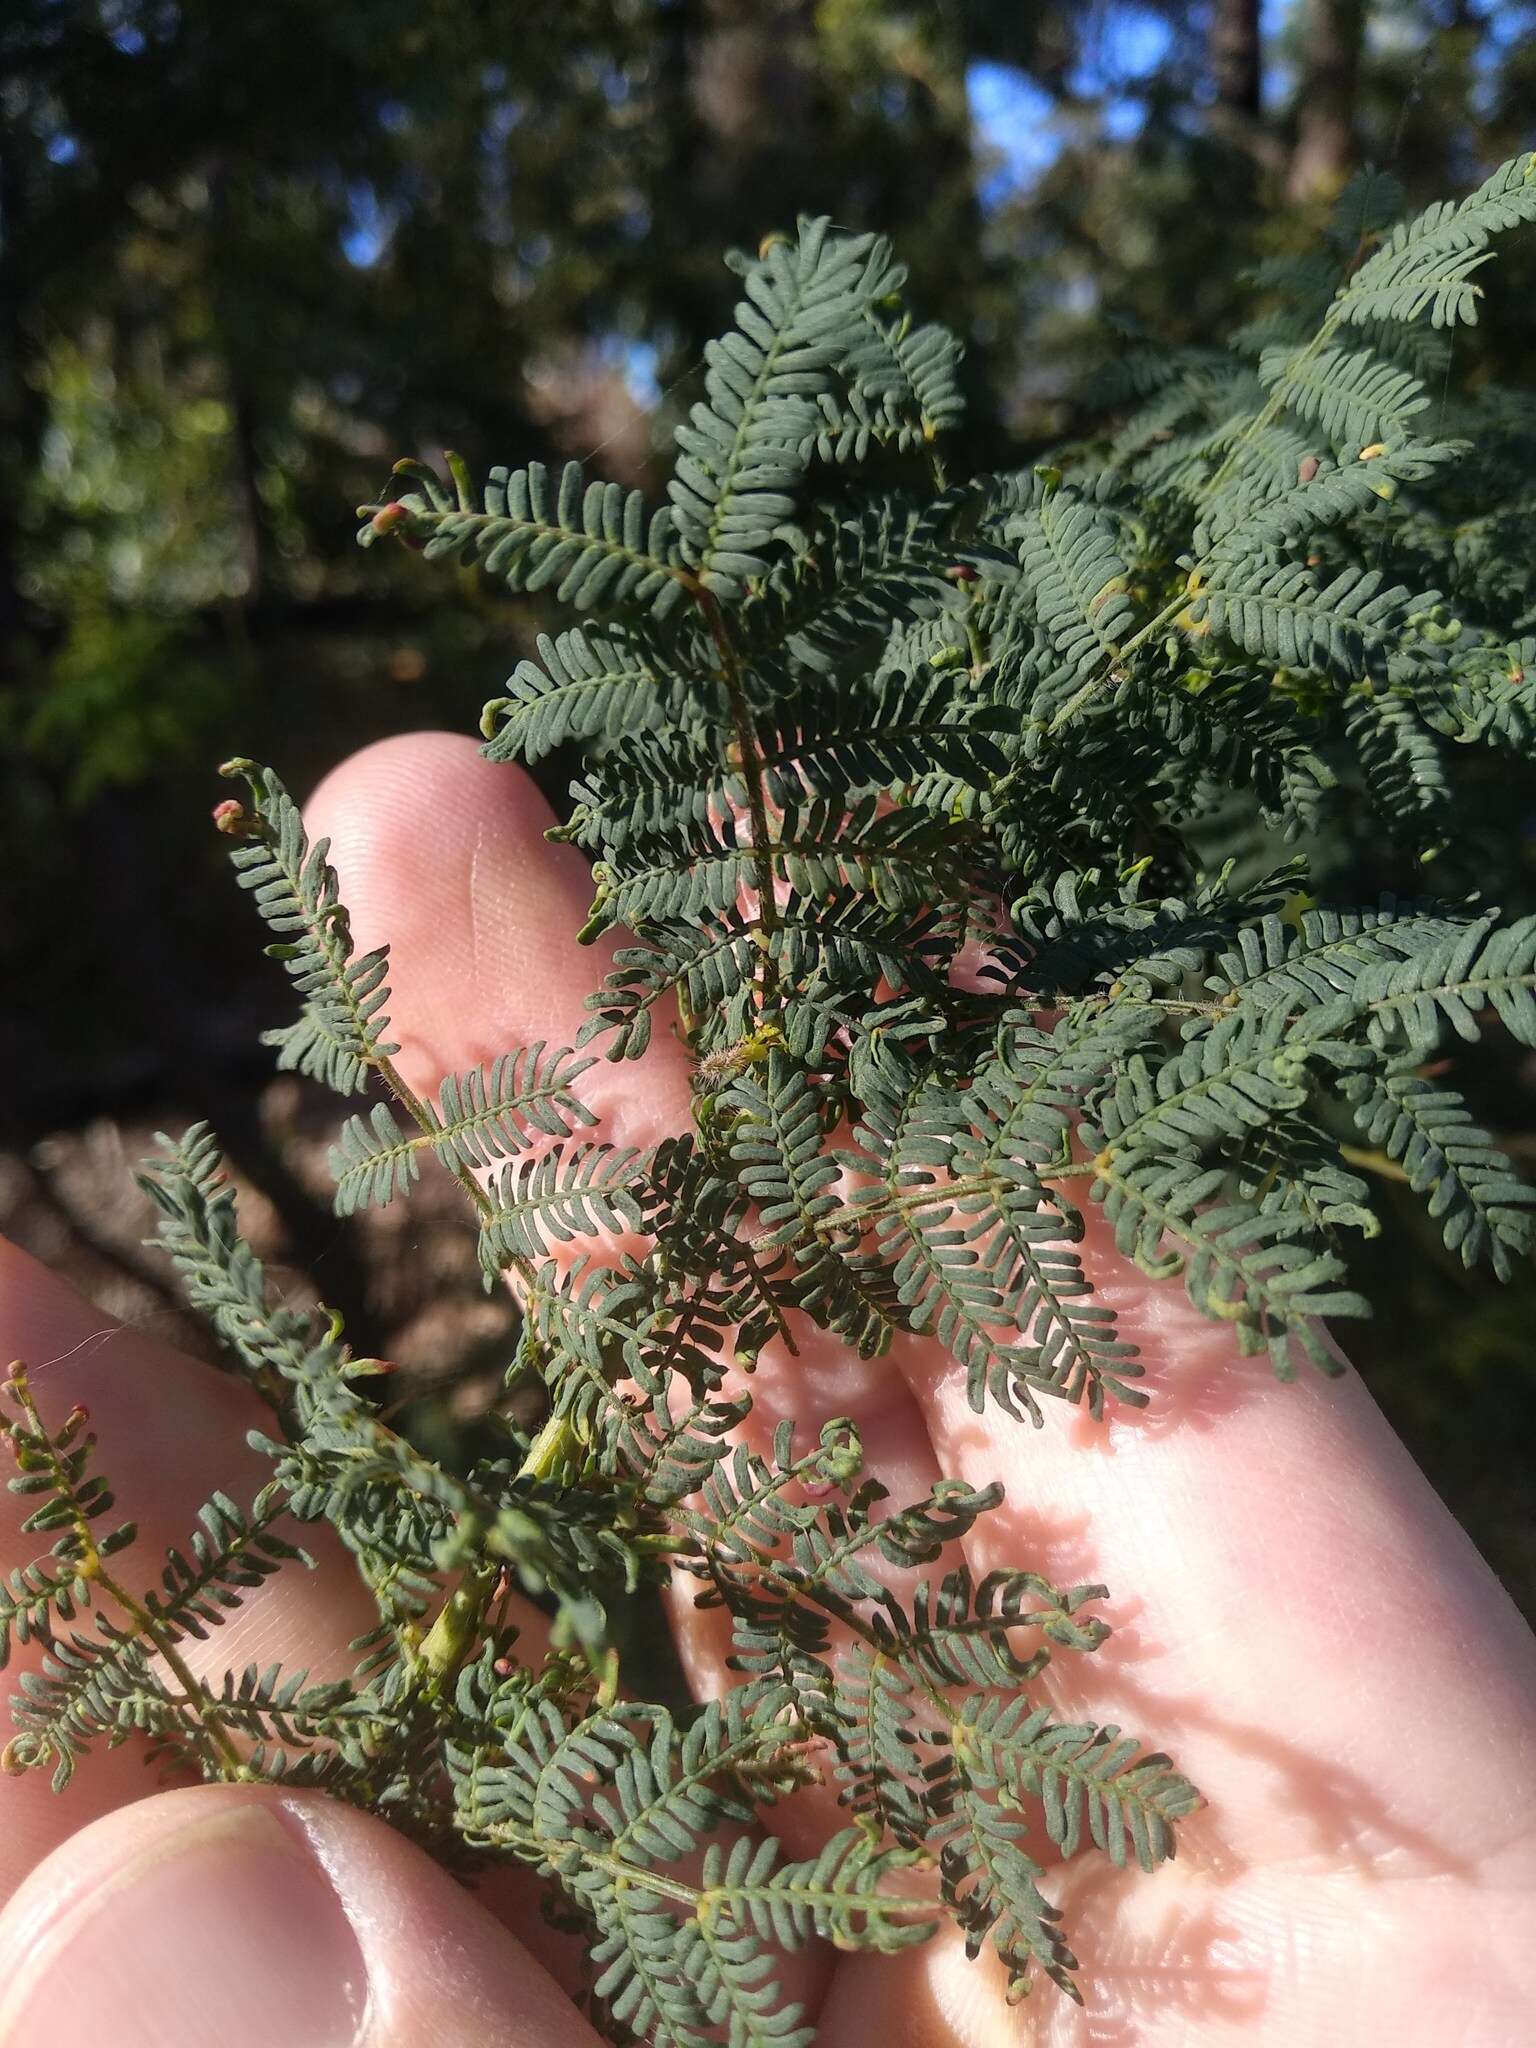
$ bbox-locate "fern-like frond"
[1010,475,1138,681]
[742,494,973,674]
[1202,901,1466,1013]
[1088,1152,1367,1374]
[361,458,688,619]
[895,1566,1110,1688]
[669,218,889,597]
[1355,913,1536,1050]
[4,1481,302,1787]
[727,1057,909,1354]
[329,1044,598,1214]
[1189,560,1431,678]
[954,1694,1199,1873]
[837,247,966,449]
[848,1066,1143,1422]
[0,1374,134,1682]
[137,1124,345,1397]
[1121,671,1333,837]
[562,670,1003,861]
[480,626,703,765]
[1340,1059,1535,1277]
[1258,341,1431,452]
[1326,167,1407,253]
[1344,688,1452,839]
[476,1143,651,1278]
[589,795,968,937]
[1333,152,1536,329]
[583,895,955,1061]
[930,1766,1080,1999]
[220,761,395,1096]
[449,1681,927,2047]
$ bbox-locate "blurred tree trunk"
[1287,0,1366,201]
[654,0,819,371]
[689,0,817,169]
[1207,0,1281,170]
[1210,0,1262,118]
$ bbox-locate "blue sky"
[964,0,1524,204]
[966,0,1304,201]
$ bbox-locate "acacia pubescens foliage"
[7,160,1536,2038]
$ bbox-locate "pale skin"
[0,732,1532,2048]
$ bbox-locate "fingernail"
[0,1801,367,2048]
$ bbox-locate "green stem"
[372,1050,495,1223]
[693,583,781,1010]
[98,1569,253,1779]
[3,1370,251,1781]
[417,1557,500,1694]
[519,1412,579,1481]
[1200,310,1342,504]
[1045,589,1194,737]
[415,1412,581,1693]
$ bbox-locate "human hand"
[2,732,1533,2047]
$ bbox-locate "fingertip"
[303,731,693,1137]
[308,731,592,922]
[304,733,605,1094]
[0,1785,601,2048]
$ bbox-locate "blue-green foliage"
[9,164,1536,2041]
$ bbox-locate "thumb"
[0,1785,600,2048]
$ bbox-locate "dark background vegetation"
[4,2,1534,1606]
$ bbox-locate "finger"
[310,733,1536,2034]
[816,1821,1536,2048]
[897,1207,1536,1877]
[0,1240,378,1901]
[305,729,693,1145]
[0,1782,602,2048]
[309,735,954,1866]
[0,1239,621,1994]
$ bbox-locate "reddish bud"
[342,1355,398,1379]
[1297,455,1320,484]
[945,563,979,582]
[211,798,250,837]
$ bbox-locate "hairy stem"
[417,1556,501,1695]
[1046,589,1195,736]
[372,1050,496,1223]
[3,1368,251,1780]
[693,582,782,1012]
